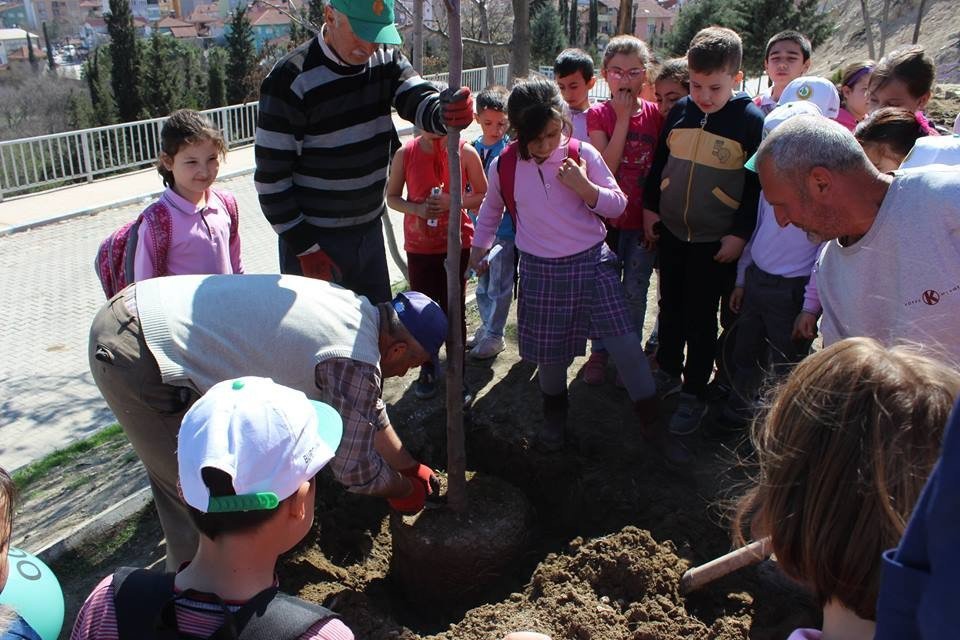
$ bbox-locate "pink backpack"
[94,189,239,299]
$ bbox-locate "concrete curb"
[35,485,153,565]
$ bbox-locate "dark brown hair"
[476,85,509,113]
[868,45,935,100]
[507,77,572,161]
[186,468,315,540]
[687,26,742,75]
[554,48,595,82]
[156,109,227,188]
[734,338,959,620]
[764,30,812,62]
[855,107,929,161]
[654,57,689,91]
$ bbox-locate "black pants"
[656,227,736,397]
[727,264,811,411]
[278,217,392,304]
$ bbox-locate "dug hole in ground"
[48,294,819,639]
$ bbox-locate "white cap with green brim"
[745,101,824,172]
[178,377,343,513]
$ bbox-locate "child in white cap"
[713,99,829,434]
[70,377,353,640]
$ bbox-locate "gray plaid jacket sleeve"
[314,358,395,495]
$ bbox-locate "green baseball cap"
[330,0,402,45]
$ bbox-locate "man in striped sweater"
[255,0,473,303]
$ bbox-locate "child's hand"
[729,286,744,313]
[557,158,593,197]
[612,88,638,121]
[792,311,818,341]
[426,191,451,217]
[467,246,490,276]
[714,235,746,263]
[642,209,660,246]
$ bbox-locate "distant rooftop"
[0,28,37,40]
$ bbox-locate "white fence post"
[81,131,94,183]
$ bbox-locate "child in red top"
[582,35,663,386]
[387,131,487,400]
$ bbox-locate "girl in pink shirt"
[133,109,243,282]
[468,78,686,465]
[834,60,872,132]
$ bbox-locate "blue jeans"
[475,237,516,339]
[593,229,656,352]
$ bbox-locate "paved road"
[0,172,410,471]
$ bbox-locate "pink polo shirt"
[133,187,244,281]
[474,140,626,258]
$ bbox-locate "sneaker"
[414,371,437,400]
[469,335,506,360]
[466,328,485,350]
[581,351,608,386]
[652,369,682,398]
[669,392,708,436]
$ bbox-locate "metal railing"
[0,64,615,201]
[0,102,259,201]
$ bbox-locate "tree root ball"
[390,473,531,607]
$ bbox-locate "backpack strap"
[112,567,337,640]
[112,567,177,640]
[567,137,581,165]
[496,141,519,225]
[238,592,338,640]
[213,189,240,241]
[140,202,173,278]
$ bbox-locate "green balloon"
[0,547,64,640]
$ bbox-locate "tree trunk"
[912,0,927,43]
[589,0,598,47]
[878,0,891,58]
[42,22,55,71]
[509,0,530,84]
[476,0,495,86]
[617,0,631,35]
[443,0,467,513]
[412,0,423,73]
[568,0,578,47]
[859,0,875,59]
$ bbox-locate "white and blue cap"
[745,101,824,172]
[178,377,343,513]
[778,75,840,119]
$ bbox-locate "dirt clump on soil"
[435,527,751,640]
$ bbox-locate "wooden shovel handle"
[680,537,772,594]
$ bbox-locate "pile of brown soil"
[431,527,751,639]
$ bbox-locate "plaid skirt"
[517,241,635,365]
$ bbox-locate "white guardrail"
[0,63,612,201]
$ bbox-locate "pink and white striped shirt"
[70,574,354,640]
